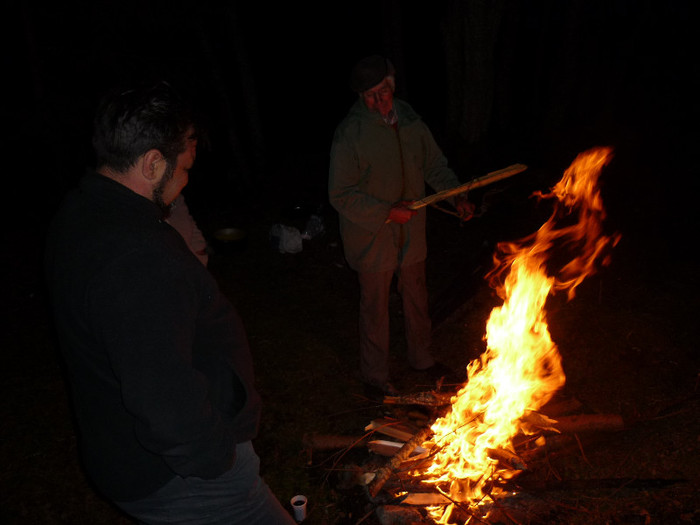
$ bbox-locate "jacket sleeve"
[329,124,392,235]
[89,249,236,479]
[418,122,462,193]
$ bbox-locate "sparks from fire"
[417,146,621,522]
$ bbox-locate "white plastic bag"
[269,224,303,254]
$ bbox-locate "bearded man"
[45,81,295,525]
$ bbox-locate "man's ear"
[142,149,166,181]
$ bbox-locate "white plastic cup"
[290,494,307,522]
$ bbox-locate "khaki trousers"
[358,261,434,386]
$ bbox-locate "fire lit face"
[153,129,198,209]
[362,77,394,116]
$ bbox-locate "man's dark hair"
[92,81,197,172]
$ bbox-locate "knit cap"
[350,55,395,92]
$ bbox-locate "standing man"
[329,55,474,398]
[45,81,295,525]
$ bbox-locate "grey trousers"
[358,261,434,386]
[114,441,296,525]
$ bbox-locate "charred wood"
[369,427,434,498]
[365,418,425,442]
[369,439,428,458]
[487,447,528,471]
[383,391,456,407]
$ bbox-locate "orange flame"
[417,147,621,520]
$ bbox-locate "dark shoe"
[363,381,399,401]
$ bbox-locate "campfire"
[415,146,621,522]
[307,147,628,524]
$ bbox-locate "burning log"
[519,401,623,435]
[400,492,451,506]
[486,447,528,471]
[520,412,625,435]
[360,410,622,482]
[365,418,424,442]
[383,391,455,407]
[368,439,427,457]
[360,410,623,486]
[368,427,433,498]
[551,413,625,433]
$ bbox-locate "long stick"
[368,426,433,498]
[409,163,528,210]
[552,413,625,433]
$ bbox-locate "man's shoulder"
[337,99,367,122]
[333,104,373,141]
[394,98,422,125]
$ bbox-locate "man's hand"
[454,195,476,221]
[387,201,417,224]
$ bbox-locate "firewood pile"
[300,382,682,525]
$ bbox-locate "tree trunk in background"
[221,5,267,182]
[192,3,266,200]
[381,0,407,98]
[443,0,506,150]
[439,0,662,171]
[194,18,252,194]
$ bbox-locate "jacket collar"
[81,171,166,222]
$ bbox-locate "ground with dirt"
[2,137,699,524]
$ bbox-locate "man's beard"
[152,162,175,214]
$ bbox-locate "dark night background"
[3,1,699,524]
[8,1,696,224]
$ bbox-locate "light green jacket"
[329,98,461,273]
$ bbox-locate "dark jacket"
[45,173,261,502]
[329,98,461,273]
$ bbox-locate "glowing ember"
[417,147,621,520]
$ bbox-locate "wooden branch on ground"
[368,427,434,498]
[539,397,583,417]
[302,433,366,451]
[520,412,624,435]
[363,412,622,454]
[368,439,427,457]
[365,418,424,442]
[552,413,625,433]
[509,477,688,493]
[357,403,624,503]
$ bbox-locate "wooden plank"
[409,163,528,210]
